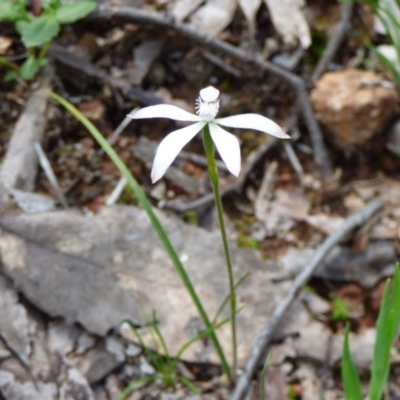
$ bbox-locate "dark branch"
[231,196,384,400]
[91,5,334,178]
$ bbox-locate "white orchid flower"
[128,86,290,183]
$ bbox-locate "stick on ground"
[91,5,333,179]
[231,196,384,400]
[312,2,354,82]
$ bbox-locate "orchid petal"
[209,123,241,176]
[151,121,206,182]
[215,114,290,139]
[129,104,202,122]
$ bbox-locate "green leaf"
[177,376,202,395]
[56,1,96,24]
[341,324,362,400]
[3,70,18,82]
[39,57,49,68]
[21,15,60,48]
[373,48,400,95]
[15,18,29,35]
[331,297,350,321]
[260,351,272,400]
[0,0,23,21]
[19,56,40,79]
[118,376,156,400]
[41,0,60,11]
[369,265,400,400]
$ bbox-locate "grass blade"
[118,375,156,400]
[260,351,272,400]
[369,265,400,400]
[341,323,362,400]
[122,320,164,372]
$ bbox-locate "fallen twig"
[91,5,333,178]
[231,196,384,400]
[0,67,53,191]
[34,141,68,209]
[283,141,304,182]
[312,2,354,82]
[49,44,163,107]
[106,176,127,206]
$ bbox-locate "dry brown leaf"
[263,0,311,48]
[0,36,12,55]
[189,0,238,38]
[237,0,262,39]
[168,0,204,22]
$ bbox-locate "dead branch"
[91,5,333,178]
[230,196,384,400]
[34,141,68,209]
[163,138,278,212]
[312,2,354,82]
[0,67,53,192]
[49,44,163,106]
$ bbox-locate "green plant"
[0,0,96,80]
[128,86,289,382]
[342,0,400,93]
[48,86,289,387]
[237,234,259,249]
[118,312,231,399]
[260,351,272,400]
[47,90,231,379]
[331,297,350,322]
[341,264,400,400]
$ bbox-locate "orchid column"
[129,86,290,379]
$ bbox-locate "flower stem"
[203,124,237,381]
[47,91,231,381]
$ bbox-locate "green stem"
[47,90,230,380]
[203,124,237,381]
[0,56,20,71]
[37,41,50,64]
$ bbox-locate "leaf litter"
[0,0,399,398]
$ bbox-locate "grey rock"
[0,370,57,400]
[79,342,121,384]
[0,275,36,367]
[59,368,94,400]
[48,321,81,357]
[0,205,286,364]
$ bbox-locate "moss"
[331,297,350,322]
[237,234,259,249]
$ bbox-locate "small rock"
[301,292,331,316]
[104,374,122,399]
[125,343,141,358]
[310,69,398,148]
[139,355,155,375]
[282,247,314,275]
[48,321,81,357]
[76,331,96,355]
[59,368,94,400]
[78,342,122,384]
[0,370,57,400]
[295,363,320,400]
[105,335,125,363]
